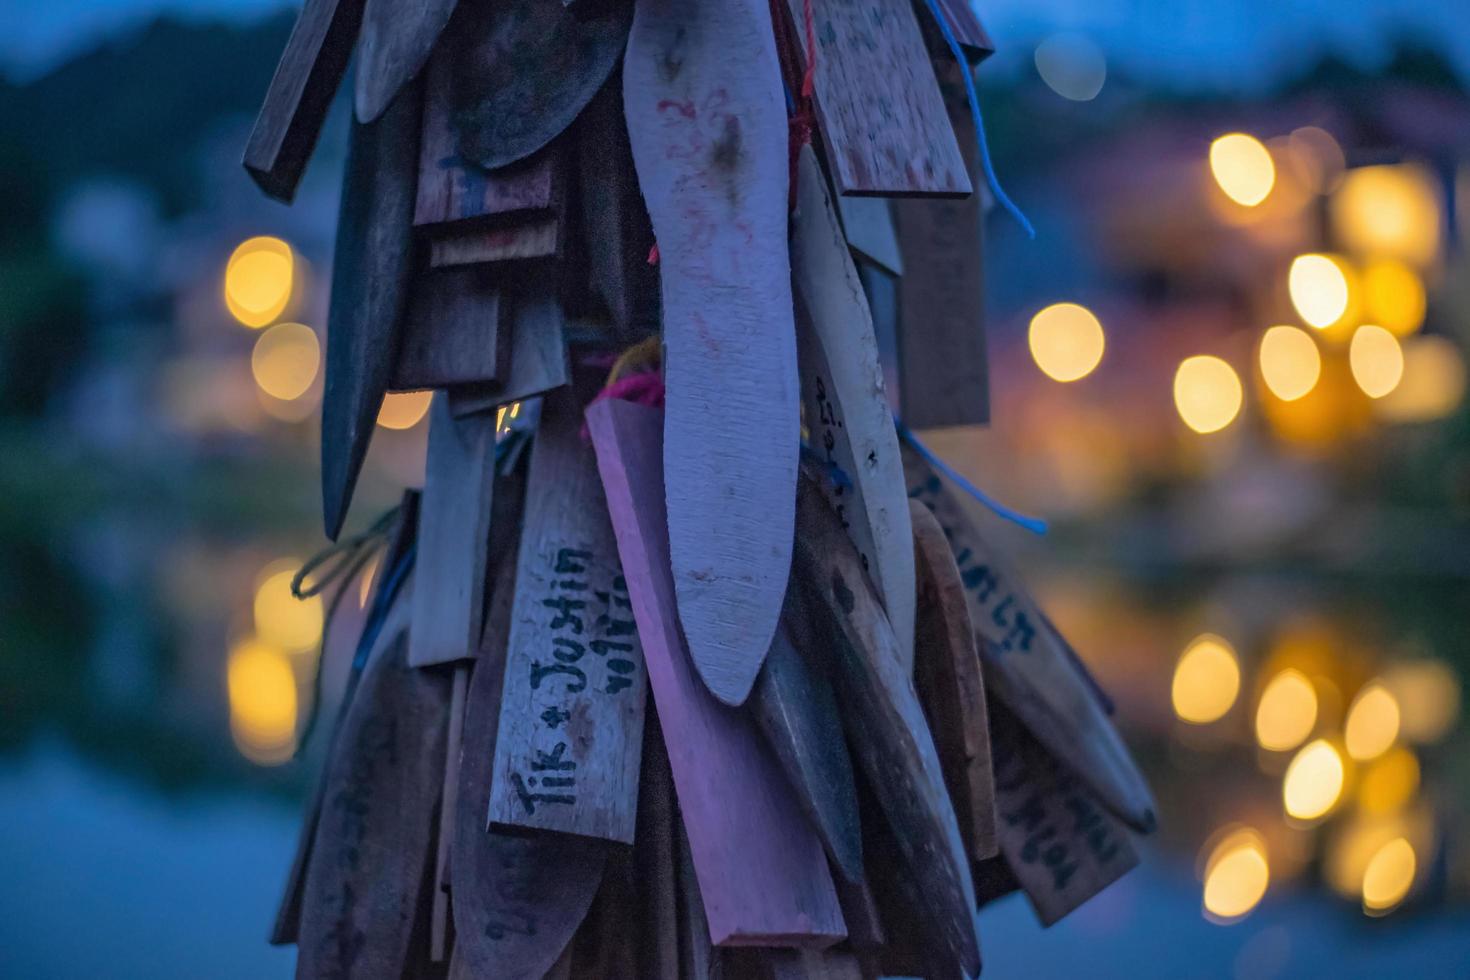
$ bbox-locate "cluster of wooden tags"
[245,0,1156,977]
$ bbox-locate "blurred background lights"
[1288,254,1351,329]
[1378,661,1461,744]
[1258,325,1321,401]
[1344,683,1400,761]
[1034,33,1107,102]
[1349,325,1404,398]
[1202,827,1271,922]
[1360,259,1426,337]
[1357,747,1419,817]
[1172,633,1241,724]
[1210,133,1276,207]
[250,322,320,402]
[1286,126,1345,194]
[1361,838,1416,914]
[1283,739,1345,820]
[1255,669,1318,751]
[1330,163,1441,267]
[377,390,433,430]
[252,559,323,654]
[227,637,298,766]
[224,236,294,328]
[1029,302,1106,382]
[1374,336,1467,424]
[1174,355,1243,434]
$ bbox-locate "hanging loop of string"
[896,418,1048,535]
[292,504,400,600]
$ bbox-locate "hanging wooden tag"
[486,389,648,844]
[836,195,903,277]
[791,144,915,670]
[779,0,969,198]
[989,699,1139,926]
[447,284,572,418]
[587,398,846,948]
[430,663,469,962]
[623,0,799,707]
[910,498,998,862]
[916,0,996,63]
[903,449,1157,832]
[321,77,422,540]
[355,0,458,122]
[428,217,560,267]
[242,0,362,203]
[792,479,980,978]
[392,265,508,391]
[296,625,451,978]
[830,875,884,951]
[891,58,990,430]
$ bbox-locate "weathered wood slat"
[792,480,980,977]
[392,266,507,391]
[446,285,570,418]
[836,194,903,277]
[587,398,846,948]
[320,78,422,539]
[487,390,648,843]
[674,802,715,979]
[428,218,559,266]
[791,144,915,670]
[780,0,969,198]
[571,848,640,978]
[917,0,996,63]
[766,948,864,980]
[430,664,469,962]
[355,0,457,122]
[243,0,363,203]
[624,0,799,706]
[903,448,1157,832]
[910,498,998,862]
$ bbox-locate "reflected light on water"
[1255,669,1318,752]
[1029,302,1106,382]
[1288,254,1352,330]
[1349,325,1404,399]
[253,560,323,654]
[1362,837,1416,915]
[1210,133,1276,207]
[1361,259,1426,337]
[227,638,298,766]
[1344,683,1400,761]
[1374,337,1467,424]
[224,236,294,328]
[251,322,320,402]
[1258,325,1321,402]
[1202,827,1270,922]
[1174,356,1242,434]
[378,390,433,430]
[1283,739,1346,821]
[1172,634,1240,724]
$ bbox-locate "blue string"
[896,418,1048,535]
[352,541,416,670]
[922,0,1035,239]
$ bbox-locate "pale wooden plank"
[428,218,559,266]
[355,0,457,122]
[430,663,469,962]
[891,58,989,429]
[903,448,1157,832]
[624,0,799,706]
[792,479,980,977]
[487,389,648,843]
[836,194,903,277]
[446,285,570,418]
[990,700,1139,926]
[781,0,970,198]
[791,144,916,670]
[242,0,363,203]
[587,398,846,948]
[910,498,998,862]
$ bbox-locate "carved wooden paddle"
[355,0,458,123]
[623,0,800,706]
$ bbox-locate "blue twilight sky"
[2,0,1468,89]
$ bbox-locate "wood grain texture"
[830,876,884,951]
[428,218,559,266]
[321,78,421,540]
[487,389,648,843]
[780,0,969,198]
[243,0,363,203]
[447,0,631,170]
[624,0,799,707]
[392,265,507,391]
[791,480,980,978]
[910,498,998,862]
[571,847,640,979]
[836,194,903,277]
[918,0,996,62]
[634,713,681,980]
[673,804,715,979]
[791,145,915,670]
[891,58,989,429]
[766,948,864,980]
[587,398,846,948]
[447,284,571,418]
[430,664,468,962]
[450,549,608,980]
[904,448,1157,832]
[296,627,451,979]
[989,699,1139,926]
[355,0,456,123]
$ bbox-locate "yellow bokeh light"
[228,638,298,765]
[1283,738,1346,821]
[1331,164,1441,267]
[1379,660,1461,744]
[1375,336,1467,424]
[1172,634,1241,724]
[1174,355,1243,434]
[1361,259,1426,337]
[1345,683,1400,761]
[1362,837,1416,914]
[1255,669,1318,751]
[224,236,294,328]
[1289,254,1351,330]
[1258,325,1321,402]
[378,390,433,430]
[1202,828,1270,921]
[1209,133,1276,207]
[1028,303,1105,382]
[1349,325,1404,399]
[1357,747,1419,816]
[253,560,323,654]
[251,322,320,401]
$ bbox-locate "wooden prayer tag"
[780,0,970,198]
[891,58,990,429]
[904,448,1158,832]
[355,0,458,123]
[428,218,560,267]
[587,398,846,949]
[837,194,903,277]
[447,284,571,418]
[910,498,999,862]
[918,0,996,63]
[624,0,800,707]
[487,389,648,844]
[320,78,422,539]
[408,394,496,667]
[792,479,980,977]
[242,0,362,203]
[392,265,508,390]
[989,700,1140,926]
[791,144,916,671]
